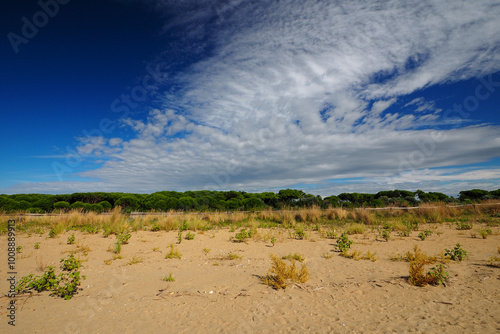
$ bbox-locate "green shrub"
[16,254,86,300]
[67,234,75,245]
[233,229,251,242]
[335,233,353,252]
[445,244,468,261]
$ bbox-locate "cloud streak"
[4,0,500,195]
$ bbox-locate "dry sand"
[2,224,500,333]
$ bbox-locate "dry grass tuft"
[262,254,309,289]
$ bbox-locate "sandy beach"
[2,220,500,333]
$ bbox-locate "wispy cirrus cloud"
[3,0,500,195]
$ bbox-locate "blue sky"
[1,0,499,197]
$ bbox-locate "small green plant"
[398,229,411,237]
[261,254,309,289]
[478,228,493,239]
[427,264,449,287]
[324,230,337,239]
[185,231,195,240]
[233,229,251,243]
[229,225,236,232]
[380,230,390,241]
[282,253,305,262]
[165,244,182,259]
[113,240,122,254]
[293,225,306,240]
[60,254,83,272]
[102,227,112,238]
[49,229,57,238]
[456,222,473,230]
[34,242,40,249]
[418,229,433,240]
[162,273,175,282]
[270,236,277,246]
[81,225,99,234]
[445,244,468,261]
[335,233,353,252]
[152,247,160,252]
[16,246,23,253]
[227,252,241,260]
[117,232,131,244]
[203,248,211,255]
[151,224,161,232]
[67,233,75,245]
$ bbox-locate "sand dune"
[2,224,500,333]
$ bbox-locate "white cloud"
[4,0,500,195]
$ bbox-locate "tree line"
[0,188,498,213]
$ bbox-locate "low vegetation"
[16,254,86,300]
[261,254,309,289]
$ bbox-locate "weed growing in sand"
[16,246,23,253]
[16,254,86,300]
[477,228,492,239]
[364,251,378,262]
[165,244,182,259]
[34,242,40,249]
[262,254,309,289]
[127,256,143,265]
[162,273,175,282]
[113,239,122,254]
[203,248,211,255]
[271,236,277,246]
[380,230,390,241]
[418,229,433,241]
[324,230,337,239]
[49,229,57,238]
[488,247,500,267]
[151,223,161,232]
[282,253,305,262]
[340,249,362,260]
[456,221,473,230]
[117,232,131,244]
[335,233,353,252]
[322,251,334,259]
[427,264,449,287]
[293,225,306,240]
[398,229,411,237]
[227,252,241,260]
[408,246,437,287]
[445,244,468,261]
[81,225,99,234]
[104,259,113,265]
[233,229,251,243]
[67,233,75,245]
[60,254,83,272]
[185,231,195,240]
